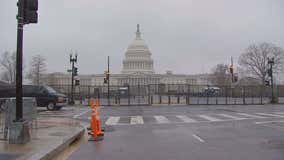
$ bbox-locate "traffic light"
[104,71,110,81]
[265,80,270,86]
[73,67,78,76]
[23,0,38,24]
[104,78,108,84]
[106,72,110,81]
[233,74,238,82]
[267,68,272,77]
[229,65,234,74]
[75,80,80,86]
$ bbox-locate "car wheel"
[47,103,55,111]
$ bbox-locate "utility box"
[9,120,31,144]
[4,98,37,144]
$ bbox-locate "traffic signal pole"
[107,56,110,106]
[70,53,77,105]
[230,57,234,83]
[71,59,74,105]
[16,0,24,121]
[13,0,38,144]
[268,58,276,103]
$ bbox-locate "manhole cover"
[49,132,66,136]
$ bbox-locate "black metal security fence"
[50,84,284,106]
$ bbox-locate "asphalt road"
[68,104,284,160]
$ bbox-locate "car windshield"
[45,86,57,93]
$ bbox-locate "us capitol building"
[44,25,210,86]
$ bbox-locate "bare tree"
[239,42,284,84]
[0,51,16,84]
[27,55,47,85]
[210,63,231,86]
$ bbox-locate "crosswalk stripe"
[217,114,245,120]
[105,117,120,125]
[130,116,144,125]
[236,113,265,119]
[256,113,284,118]
[154,115,170,124]
[199,115,221,121]
[73,110,90,119]
[273,112,284,115]
[176,115,197,123]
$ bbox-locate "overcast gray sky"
[1,0,284,75]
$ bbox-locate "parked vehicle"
[0,85,67,110]
[202,87,221,96]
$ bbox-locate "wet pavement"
[69,104,284,160]
[0,115,84,160]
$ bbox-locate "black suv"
[0,85,67,110]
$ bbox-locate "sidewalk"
[0,117,85,160]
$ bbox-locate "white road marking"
[105,117,120,125]
[255,120,284,124]
[130,116,144,125]
[73,110,90,119]
[273,112,284,115]
[176,115,197,123]
[192,134,205,143]
[256,113,284,118]
[217,114,245,120]
[199,115,221,121]
[154,115,170,124]
[236,113,265,119]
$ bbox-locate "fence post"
[242,86,245,105]
[260,85,263,104]
[186,85,190,105]
[148,85,151,105]
[225,86,228,105]
[128,85,130,106]
[138,84,140,106]
[206,85,209,105]
[118,87,120,105]
[233,87,236,104]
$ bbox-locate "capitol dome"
[121,24,155,74]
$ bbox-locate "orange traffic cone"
[95,98,104,135]
[88,98,104,141]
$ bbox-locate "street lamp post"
[268,57,277,103]
[107,56,110,106]
[69,53,77,105]
[15,0,25,122]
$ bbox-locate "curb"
[17,127,85,160]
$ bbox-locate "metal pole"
[16,0,24,121]
[107,56,110,106]
[71,59,74,104]
[270,62,275,103]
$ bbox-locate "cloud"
[0,0,284,76]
